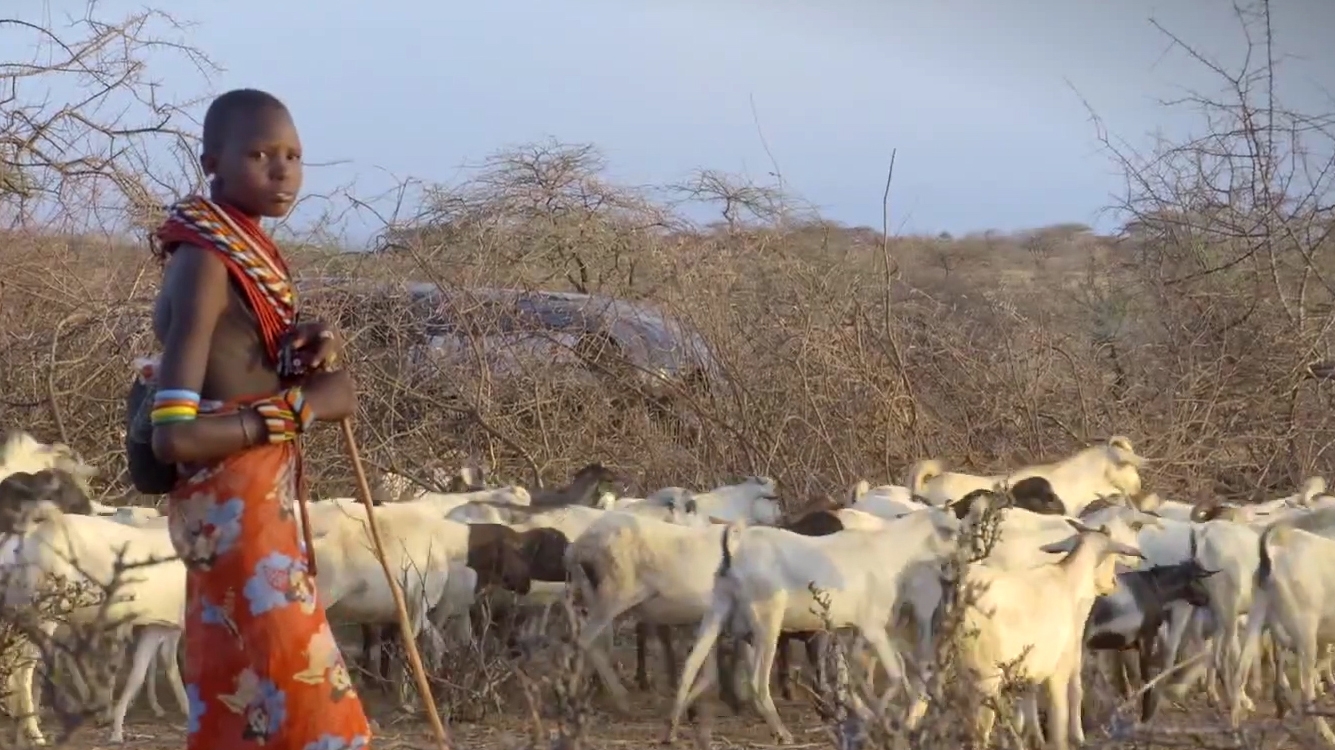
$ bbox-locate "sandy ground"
[11,681,1305,750]
[8,640,1319,750]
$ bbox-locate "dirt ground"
[9,685,1291,750]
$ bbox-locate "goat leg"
[634,623,652,691]
[715,635,744,715]
[775,632,793,700]
[658,625,680,688]
[1138,634,1161,723]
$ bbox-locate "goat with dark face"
[0,469,94,532]
[1083,535,1217,722]
[465,524,542,595]
[948,479,1067,521]
[365,524,571,680]
[529,463,622,508]
[1010,476,1066,515]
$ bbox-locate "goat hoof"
[774,730,795,745]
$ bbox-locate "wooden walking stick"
[339,417,453,750]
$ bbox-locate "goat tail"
[1255,523,1285,588]
[906,459,945,495]
[565,545,599,610]
[716,519,746,578]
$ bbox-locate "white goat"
[665,508,961,744]
[565,512,733,711]
[1136,492,1198,522]
[0,431,98,489]
[843,479,920,519]
[1232,524,1335,742]
[963,497,1158,571]
[378,485,532,518]
[105,505,166,526]
[946,521,1143,750]
[0,506,187,745]
[1287,476,1331,508]
[311,502,468,648]
[454,500,708,619]
[908,436,1145,516]
[646,476,784,525]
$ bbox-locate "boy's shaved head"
[201,88,289,157]
[198,87,302,219]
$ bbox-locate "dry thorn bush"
[2,0,1335,748]
[0,545,175,747]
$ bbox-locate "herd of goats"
[4,431,1335,749]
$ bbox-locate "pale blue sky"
[9,0,1333,243]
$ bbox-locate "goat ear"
[1109,541,1144,558]
[849,480,870,506]
[1064,518,1093,534]
[708,516,729,525]
[1136,513,1164,529]
[1040,538,1076,554]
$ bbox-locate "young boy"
[147,88,372,750]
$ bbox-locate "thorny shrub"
[0,551,167,747]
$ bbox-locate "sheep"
[908,435,1145,516]
[646,476,784,525]
[1231,523,1335,742]
[942,520,1144,750]
[664,507,962,744]
[1083,547,1218,722]
[0,505,187,746]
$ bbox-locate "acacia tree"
[1088,0,1335,489]
[0,4,217,231]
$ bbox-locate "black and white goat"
[1083,529,1217,722]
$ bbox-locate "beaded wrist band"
[150,389,201,426]
[252,387,316,444]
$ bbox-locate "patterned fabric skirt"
[168,438,372,750]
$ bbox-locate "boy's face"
[203,107,303,219]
